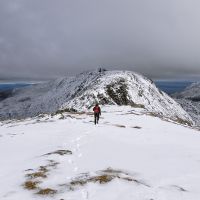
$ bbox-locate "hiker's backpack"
[93,106,100,113]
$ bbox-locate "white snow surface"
[0,105,200,200]
[0,70,193,125]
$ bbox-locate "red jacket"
[93,106,101,114]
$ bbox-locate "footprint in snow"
[3,191,17,198]
[68,159,74,164]
[81,189,89,199]
[75,137,81,141]
[78,153,82,158]
[74,167,79,172]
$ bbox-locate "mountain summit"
[0,70,193,125]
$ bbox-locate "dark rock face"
[106,79,144,108]
[106,79,129,105]
[0,89,13,101]
[187,97,200,102]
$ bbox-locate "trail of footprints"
[23,130,91,199]
[21,128,188,199]
[69,133,90,199]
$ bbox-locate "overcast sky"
[1,0,200,81]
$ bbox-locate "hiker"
[93,103,101,125]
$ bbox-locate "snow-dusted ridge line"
[0,70,193,125]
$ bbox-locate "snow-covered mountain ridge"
[0,70,193,125]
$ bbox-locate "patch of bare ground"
[53,108,77,116]
[146,112,161,118]
[23,160,60,196]
[69,174,114,188]
[26,171,48,179]
[175,117,192,127]
[146,112,194,128]
[52,108,94,119]
[31,119,55,124]
[132,126,142,129]
[119,112,141,116]
[62,168,150,191]
[36,188,57,195]
[24,181,40,190]
[25,165,51,179]
[44,149,72,156]
[24,163,149,196]
[113,124,126,128]
[24,169,33,172]
[47,160,60,168]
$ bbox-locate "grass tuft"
[44,150,72,156]
[24,181,40,190]
[67,167,150,190]
[36,188,57,195]
[89,175,114,184]
[26,171,47,179]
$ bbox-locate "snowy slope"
[0,70,193,125]
[173,82,200,125]
[0,106,200,200]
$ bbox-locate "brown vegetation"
[175,117,192,127]
[24,159,60,196]
[113,124,126,128]
[24,181,40,190]
[36,188,57,195]
[44,149,72,156]
[67,167,150,190]
[26,171,47,179]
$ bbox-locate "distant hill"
[155,81,193,95]
[0,83,30,91]
[172,82,200,126]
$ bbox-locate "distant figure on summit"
[93,103,101,125]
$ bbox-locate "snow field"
[0,106,200,200]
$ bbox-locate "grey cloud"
[0,0,200,80]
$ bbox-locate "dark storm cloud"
[0,0,200,80]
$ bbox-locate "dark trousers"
[94,113,100,124]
